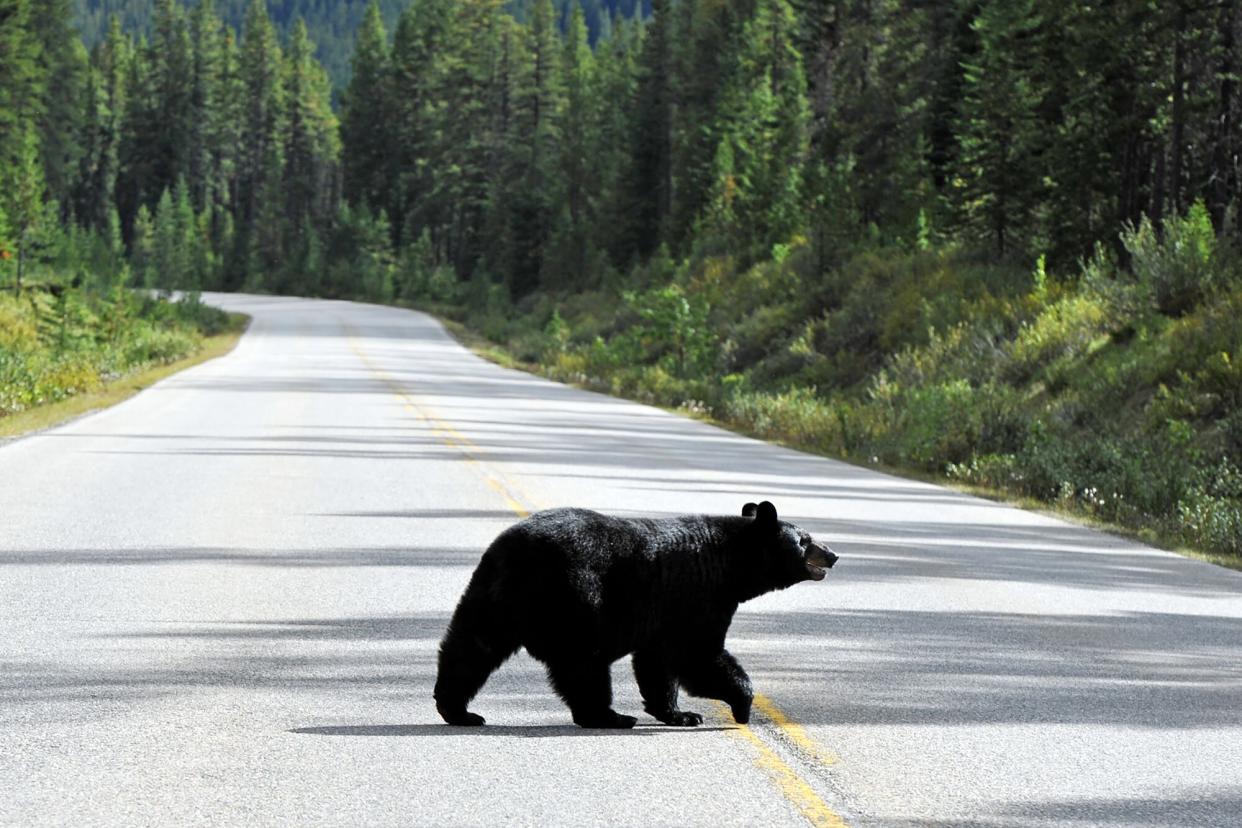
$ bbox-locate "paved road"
[2,293,1240,827]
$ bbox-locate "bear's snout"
[803,543,837,581]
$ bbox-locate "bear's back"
[483,509,745,636]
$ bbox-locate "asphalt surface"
[2,293,1240,827]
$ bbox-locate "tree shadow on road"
[729,607,1242,730]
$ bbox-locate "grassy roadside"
[0,312,249,441]
[433,310,1242,573]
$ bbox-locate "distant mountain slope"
[73,0,648,88]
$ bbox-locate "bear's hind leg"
[546,659,636,729]
[434,599,520,726]
[633,650,702,726]
[679,649,754,724]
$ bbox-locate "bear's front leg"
[680,650,754,725]
[546,659,637,729]
[632,649,703,727]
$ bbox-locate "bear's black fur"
[434,500,838,728]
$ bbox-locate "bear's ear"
[742,502,759,517]
[755,501,778,527]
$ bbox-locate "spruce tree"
[435,0,505,275]
[591,17,639,269]
[706,0,809,258]
[389,0,453,244]
[952,0,1045,257]
[0,0,42,183]
[546,3,597,288]
[188,0,223,212]
[341,1,391,214]
[74,17,128,233]
[236,0,284,288]
[624,0,674,260]
[282,18,339,290]
[28,0,85,216]
[150,0,193,199]
[0,121,45,293]
[502,0,564,295]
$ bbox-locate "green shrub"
[1178,461,1242,555]
[1006,293,1113,384]
[721,387,847,453]
[1123,201,1219,316]
[123,324,197,365]
[622,284,718,378]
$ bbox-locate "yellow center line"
[346,329,532,517]
[754,693,840,768]
[347,325,845,826]
[716,701,849,828]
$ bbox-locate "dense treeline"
[3,0,343,295]
[7,0,1239,299]
[74,0,648,87]
[335,0,1242,292]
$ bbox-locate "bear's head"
[741,501,838,592]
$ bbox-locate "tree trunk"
[16,231,25,296]
[1210,3,1239,232]
[1168,2,1188,216]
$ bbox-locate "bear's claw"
[666,711,704,727]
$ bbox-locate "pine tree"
[434,0,506,275]
[215,25,245,217]
[149,0,193,198]
[502,0,564,295]
[952,0,1046,257]
[236,0,284,289]
[118,34,157,239]
[152,186,177,288]
[74,16,128,233]
[0,0,42,183]
[28,0,86,216]
[0,121,45,293]
[283,19,337,237]
[668,0,743,250]
[545,3,597,288]
[389,0,453,245]
[131,203,155,287]
[188,0,223,212]
[591,16,640,269]
[341,1,391,214]
[706,0,810,257]
[624,0,674,260]
[282,17,340,292]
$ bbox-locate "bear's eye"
[798,536,810,548]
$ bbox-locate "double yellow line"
[348,329,848,827]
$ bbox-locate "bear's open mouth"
[803,544,836,581]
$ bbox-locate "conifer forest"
[2,0,1242,561]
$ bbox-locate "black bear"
[434,500,837,728]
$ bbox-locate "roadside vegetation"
[425,205,1242,568]
[0,217,237,427]
[0,282,238,428]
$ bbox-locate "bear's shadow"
[290,723,735,738]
